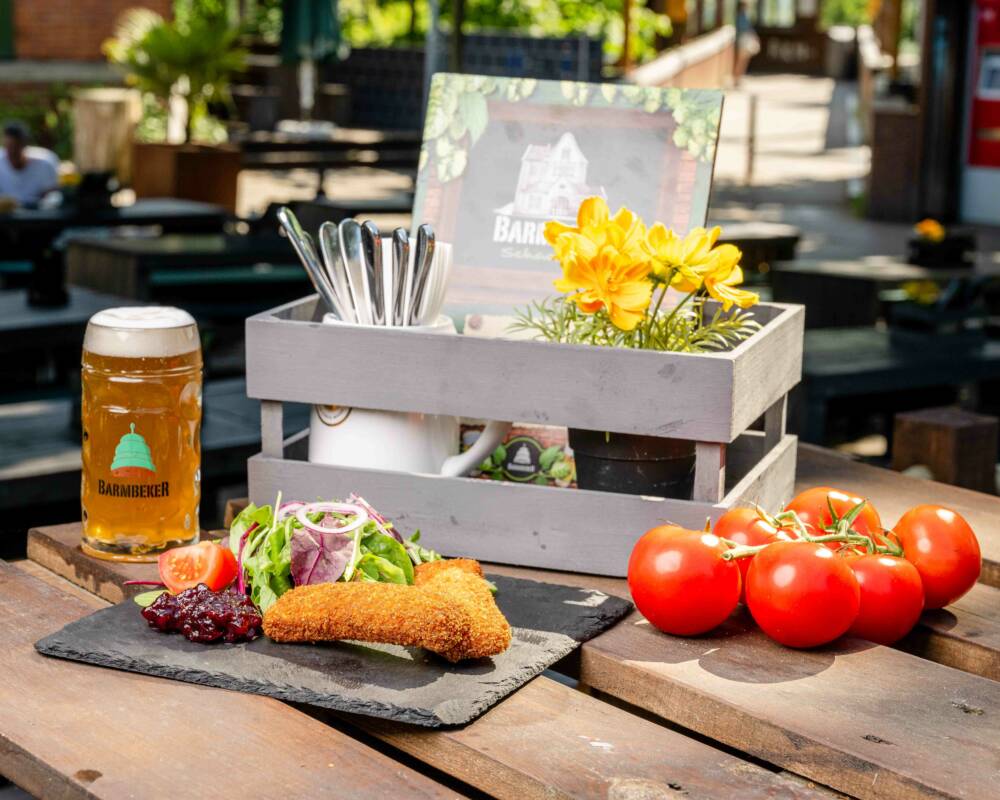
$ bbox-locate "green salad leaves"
[229,496,441,612]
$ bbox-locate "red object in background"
[969,0,1000,167]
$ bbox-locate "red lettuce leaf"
[290,527,354,586]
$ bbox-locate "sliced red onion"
[277,501,306,521]
[294,502,368,535]
[348,493,401,542]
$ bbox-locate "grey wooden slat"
[246,297,801,443]
[693,441,726,502]
[731,302,804,436]
[260,400,284,458]
[725,433,798,511]
[248,434,796,577]
[764,394,788,452]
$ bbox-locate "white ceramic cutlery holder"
[308,312,510,477]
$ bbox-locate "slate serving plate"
[36,574,631,727]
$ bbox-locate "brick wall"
[13,0,171,61]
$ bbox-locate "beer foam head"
[85,307,200,358]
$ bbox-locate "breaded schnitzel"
[262,559,510,662]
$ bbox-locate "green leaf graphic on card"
[459,91,489,145]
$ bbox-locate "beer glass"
[81,307,202,561]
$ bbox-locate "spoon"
[409,224,436,324]
[318,221,357,323]
[361,221,385,325]
[277,206,343,318]
[337,219,372,325]
[392,228,410,325]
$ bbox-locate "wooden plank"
[246,422,794,577]
[897,582,1000,681]
[356,677,841,800]
[0,560,460,800]
[730,303,804,436]
[260,399,284,458]
[693,441,727,502]
[579,614,1000,800]
[721,433,797,512]
[249,449,753,576]
[23,526,842,800]
[11,559,107,610]
[796,444,1000,588]
[483,564,1000,800]
[764,395,787,453]
[246,296,801,443]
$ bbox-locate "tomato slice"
[158,542,238,594]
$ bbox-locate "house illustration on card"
[495,132,605,220]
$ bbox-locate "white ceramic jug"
[308,314,510,476]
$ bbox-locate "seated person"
[0,121,59,207]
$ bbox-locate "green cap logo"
[110,423,157,478]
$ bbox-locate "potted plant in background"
[104,1,248,211]
[511,196,761,499]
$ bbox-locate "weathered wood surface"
[22,527,841,800]
[356,677,840,800]
[796,444,1000,588]
[483,564,1000,800]
[0,560,460,800]
[247,434,796,577]
[246,296,803,443]
[898,582,1000,681]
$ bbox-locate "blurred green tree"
[248,0,671,66]
[104,2,247,143]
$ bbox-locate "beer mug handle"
[440,420,512,478]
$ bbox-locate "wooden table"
[65,234,306,304]
[0,199,229,306]
[0,287,128,360]
[772,257,1000,329]
[0,287,133,402]
[4,444,999,799]
[794,327,1000,443]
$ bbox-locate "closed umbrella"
[281,0,339,119]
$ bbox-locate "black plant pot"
[568,429,695,499]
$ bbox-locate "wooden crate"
[245,296,804,575]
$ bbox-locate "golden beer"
[81,307,202,561]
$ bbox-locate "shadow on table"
[626,606,877,683]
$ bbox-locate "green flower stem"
[662,287,696,334]
[645,282,670,344]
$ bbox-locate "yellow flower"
[901,280,941,305]
[554,243,653,331]
[545,196,648,266]
[701,244,759,310]
[644,223,721,290]
[914,218,946,243]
